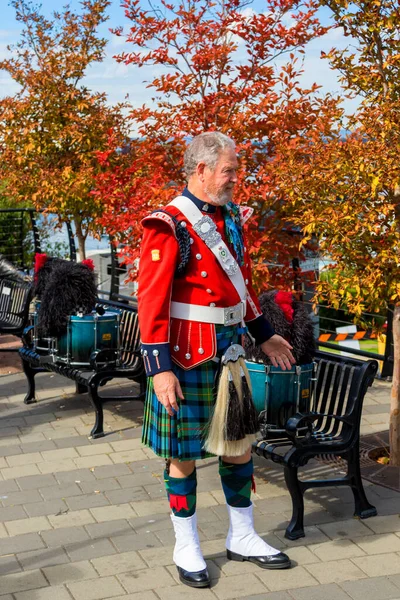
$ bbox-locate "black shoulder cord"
[150,209,191,276]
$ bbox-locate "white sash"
[169,196,246,302]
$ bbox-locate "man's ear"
[196,162,206,182]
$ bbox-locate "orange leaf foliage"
[0,0,129,256]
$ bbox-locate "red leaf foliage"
[95,0,338,291]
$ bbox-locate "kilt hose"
[142,325,244,461]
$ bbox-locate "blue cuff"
[141,343,173,377]
[246,315,275,345]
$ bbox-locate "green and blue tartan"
[142,325,242,461]
[164,467,197,517]
[219,457,254,507]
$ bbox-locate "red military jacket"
[137,188,274,376]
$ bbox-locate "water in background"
[39,215,110,254]
[87,235,110,251]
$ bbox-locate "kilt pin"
[138,188,291,587]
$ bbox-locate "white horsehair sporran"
[204,344,259,456]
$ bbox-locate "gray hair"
[184,132,235,178]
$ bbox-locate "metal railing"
[0,208,124,300]
[0,208,40,269]
[299,297,393,378]
[0,208,77,268]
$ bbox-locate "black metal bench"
[18,297,146,439]
[252,350,378,540]
[0,278,33,349]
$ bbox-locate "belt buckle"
[223,304,242,326]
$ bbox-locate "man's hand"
[153,371,184,416]
[260,335,296,370]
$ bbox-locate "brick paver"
[67,575,126,600]
[117,566,176,592]
[212,573,268,598]
[0,569,49,594]
[304,558,367,584]
[289,583,354,600]
[41,525,90,547]
[108,594,158,600]
[340,575,400,600]
[42,560,98,585]
[0,532,45,554]
[1,372,399,599]
[14,586,72,600]
[65,537,117,561]
[16,546,70,569]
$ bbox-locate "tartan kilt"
[142,325,241,461]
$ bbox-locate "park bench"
[252,349,378,540]
[18,297,146,438]
[0,278,33,349]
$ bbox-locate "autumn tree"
[0,0,128,259]
[96,0,340,288]
[278,0,400,462]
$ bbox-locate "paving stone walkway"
[0,370,399,600]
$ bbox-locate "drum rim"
[68,315,118,323]
[245,360,315,374]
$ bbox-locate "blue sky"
[0,0,357,113]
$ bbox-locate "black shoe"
[226,549,291,569]
[177,566,211,588]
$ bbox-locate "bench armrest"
[285,411,354,445]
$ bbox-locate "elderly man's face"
[202,148,238,206]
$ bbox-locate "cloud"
[109,32,131,50]
[0,29,20,40]
[0,71,19,88]
[85,57,131,82]
[0,40,13,61]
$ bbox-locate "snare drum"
[245,361,316,438]
[55,311,120,368]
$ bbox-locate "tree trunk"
[389,304,400,466]
[74,217,86,261]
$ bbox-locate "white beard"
[204,186,232,206]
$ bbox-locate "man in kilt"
[138,132,295,588]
